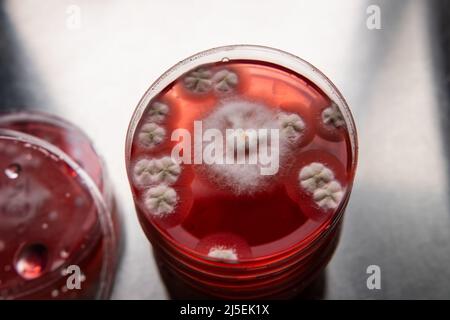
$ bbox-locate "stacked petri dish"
[0,112,120,299]
[126,45,358,299]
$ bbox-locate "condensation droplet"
[51,289,59,298]
[60,249,69,259]
[41,223,48,230]
[221,57,230,62]
[48,211,59,221]
[0,240,5,252]
[74,196,85,208]
[14,243,48,280]
[4,164,21,179]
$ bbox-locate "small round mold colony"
[299,162,344,210]
[207,246,238,262]
[183,68,213,94]
[314,101,347,142]
[299,162,335,193]
[312,180,344,210]
[138,123,166,149]
[277,112,306,143]
[146,102,169,123]
[133,156,181,187]
[211,69,239,93]
[196,233,252,264]
[143,185,178,216]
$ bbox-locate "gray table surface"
[0,0,449,299]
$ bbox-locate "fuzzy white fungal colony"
[151,156,182,184]
[207,246,238,262]
[143,185,178,216]
[135,101,179,214]
[313,180,343,210]
[322,102,345,128]
[299,163,344,211]
[299,162,334,193]
[133,156,181,187]
[198,100,282,195]
[212,69,238,93]
[146,102,169,123]
[184,68,213,93]
[277,112,305,142]
[225,129,258,156]
[138,123,166,148]
[133,158,154,186]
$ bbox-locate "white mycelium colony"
[211,69,238,93]
[277,112,305,143]
[138,123,166,149]
[143,185,178,216]
[135,100,181,216]
[207,245,238,263]
[299,163,344,210]
[199,100,292,195]
[322,102,345,128]
[133,156,181,187]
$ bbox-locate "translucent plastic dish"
[0,114,120,299]
[126,45,357,298]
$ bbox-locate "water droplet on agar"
[14,243,48,280]
[60,249,69,259]
[74,196,85,208]
[4,164,21,180]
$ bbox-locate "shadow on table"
[0,4,50,112]
[343,0,408,118]
[428,0,450,209]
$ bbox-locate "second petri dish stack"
[0,112,120,299]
